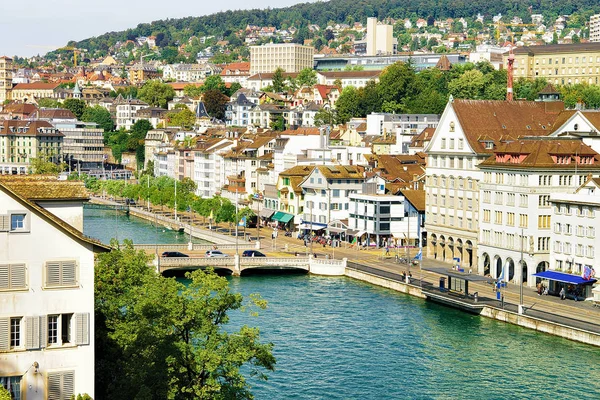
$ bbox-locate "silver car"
[205,250,228,258]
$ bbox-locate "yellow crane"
[494,22,537,43]
[57,46,86,67]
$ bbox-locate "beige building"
[0,56,13,103]
[128,63,161,85]
[250,43,314,74]
[11,83,60,102]
[365,17,395,56]
[509,43,600,86]
[591,14,600,43]
[0,120,64,175]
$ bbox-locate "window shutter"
[0,265,8,290]
[61,261,77,286]
[0,215,8,232]
[75,313,89,345]
[25,316,40,350]
[39,315,47,349]
[0,318,9,351]
[47,372,61,400]
[46,262,61,287]
[48,371,75,400]
[10,264,26,289]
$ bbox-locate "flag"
[582,265,592,280]
[238,216,246,227]
[352,236,357,244]
[497,264,505,283]
[413,250,422,260]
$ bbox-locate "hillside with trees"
[63,0,600,58]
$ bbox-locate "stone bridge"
[155,255,346,276]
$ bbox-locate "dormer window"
[484,141,494,149]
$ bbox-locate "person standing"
[559,287,566,300]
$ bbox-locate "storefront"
[532,270,597,300]
[271,211,294,229]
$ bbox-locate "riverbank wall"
[345,264,600,347]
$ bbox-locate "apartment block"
[249,43,314,74]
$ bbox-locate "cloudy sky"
[0,0,320,57]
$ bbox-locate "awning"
[424,267,495,282]
[259,208,275,218]
[532,270,597,285]
[327,226,346,233]
[272,211,294,223]
[351,230,366,238]
[299,222,326,230]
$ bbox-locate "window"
[48,315,59,345]
[47,370,74,400]
[332,189,340,197]
[519,214,528,228]
[8,212,29,233]
[483,209,491,223]
[0,264,26,290]
[44,260,77,288]
[495,211,503,224]
[0,376,21,400]
[538,215,550,229]
[10,317,21,348]
[507,212,515,226]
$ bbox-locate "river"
[84,207,600,399]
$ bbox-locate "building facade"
[0,56,13,103]
[509,43,600,86]
[591,14,600,43]
[249,43,314,74]
[0,177,109,399]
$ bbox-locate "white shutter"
[48,371,75,400]
[47,372,61,400]
[39,315,47,349]
[0,318,9,351]
[75,313,89,345]
[10,264,26,289]
[61,261,77,286]
[46,262,61,287]
[62,371,74,400]
[25,316,40,350]
[0,265,8,290]
[0,215,8,231]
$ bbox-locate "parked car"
[161,251,189,258]
[205,250,228,258]
[125,198,137,206]
[242,250,266,257]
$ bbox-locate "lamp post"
[518,228,525,314]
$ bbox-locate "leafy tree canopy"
[63,98,87,119]
[138,80,176,108]
[81,105,114,132]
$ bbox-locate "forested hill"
[72,0,600,55]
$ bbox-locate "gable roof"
[0,177,110,251]
[451,99,563,155]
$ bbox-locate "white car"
[205,250,228,258]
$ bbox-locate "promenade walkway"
[89,196,600,332]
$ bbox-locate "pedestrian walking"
[385,245,390,256]
[559,287,566,300]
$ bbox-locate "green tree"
[138,80,176,108]
[376,62,416,110]
[0,386,10,400]
[271,67,285,93]
[201,75,228,95]
[313,107,336,127]
[168,107,196,129]
[29,158,62,174]
[63,98,87,119]
[572,34,581,43]
[448,69,486,99]
[95,242,275,399]
[296,68,318,87]
[227,82,242,97]
[334,86,360,123]
[37,98,62,108]
[203,89,229,120]
[270,115,286,131]
[81,105,114,132]
[183,84,203,97]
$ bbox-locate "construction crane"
[494,22,537,43]
[57,46,86,67]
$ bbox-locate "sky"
[0,0,320,57]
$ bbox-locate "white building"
[249,43,314,74]
[299,165,365,229]
[114,96,149,130]
[193,139,233,198]
[162,63,216,82]
[590,14,600,43]
[349,183,419,247]
[424,98,565,271]
[365,17,396,56]
[0,177,109,399]
[477,138,600,287]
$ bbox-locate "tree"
[448,69,486,99]
[29,158,62,174]
[183,84,203,98]
[335,86,360,123]
[203,89,229,120]
[270,115,286,131]
[63,98,87,119]
[95,242,275,399]
[296,68,318,87]
[138,80,175,108]
[271,67,285,93]
[201,75,227,95]
[37,98,62,108]
[376,62,416,109]
[81,105,114,132]
[168,107,196,129]
[227,82,242,97]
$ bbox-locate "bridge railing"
[158,257,234,267]
[240,257,309,266]
[310,258,345,266]
[135,243,241,251]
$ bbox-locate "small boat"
[177,227,185,233]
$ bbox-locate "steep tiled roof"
[398,189,426,212]
[452,99,563,155]
[0,177,109,251]
[478,138,600,169]
[410,127,435,148]
[316,165,365,179]
[1,103,38,116]
[0,176,89,200]
[12,82,60,90]
[0,120,64,136]
[281,127,320,136]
